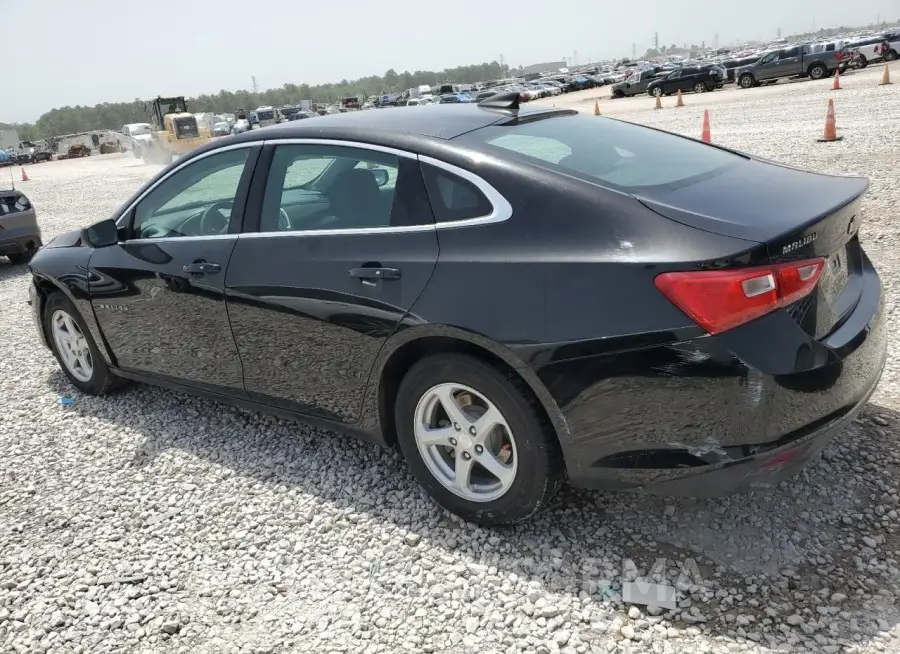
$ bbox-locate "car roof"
[244,104,570,141]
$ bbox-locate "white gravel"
[2,63,900,653]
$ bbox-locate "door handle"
[349,266,401,281]
[182,261,221,275]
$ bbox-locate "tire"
[7,244,36,265]
[858,55,868,69]
[887,50,898,62]
[44,292,123,395]
[612,90,624,99]
[738,74,755,89]
[808,64,827,80]
[693,82,706,93]
[651,86,663,97]
[395,354,565,526]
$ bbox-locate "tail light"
[654,258,825,335]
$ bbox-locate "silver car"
[0,190,41,264]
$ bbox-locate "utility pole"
[499,54,506,75]
[653,32,659,50]
[714,31,719,49]
[632,42,636,59]
[776,26,782,39]
[251,76,259,94]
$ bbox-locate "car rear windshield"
[459,114,743,192]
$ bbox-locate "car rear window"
[459,114,743,192]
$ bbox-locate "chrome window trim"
[238,224,435,239]
[261,138,419,160]
[113,142,258,228]
[122,234,238,245]
[418,155,513,230]
[114,138,514,242]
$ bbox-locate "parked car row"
[1,142,55,165]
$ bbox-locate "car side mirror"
[372,168,389,187]
[83,218,119,248]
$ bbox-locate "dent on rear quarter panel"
[384,155,765,457]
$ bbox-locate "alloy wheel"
[413,382,518,503]
[51,310,93,382]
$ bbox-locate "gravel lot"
[2,63,900,654]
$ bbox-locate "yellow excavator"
[138,96,211,164]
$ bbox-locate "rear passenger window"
[422,164,493,223]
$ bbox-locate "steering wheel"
[199,200,233,235]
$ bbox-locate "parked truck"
[735,45,843,88]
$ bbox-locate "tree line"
[11,61,514,141]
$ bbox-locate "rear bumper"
[543,258,887,496]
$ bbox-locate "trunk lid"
[635,158,868,339]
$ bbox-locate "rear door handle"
[182,261,221,275]
[349,267,401,281]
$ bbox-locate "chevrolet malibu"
[27,94,887,526]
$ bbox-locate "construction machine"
[140,96,211,165]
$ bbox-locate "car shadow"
[51,368,900,650]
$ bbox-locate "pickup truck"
[735,45,842,88]
[609,69,662,98]
[14,141,53,164]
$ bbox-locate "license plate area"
[820,246,850,307]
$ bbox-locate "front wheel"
[887,50,898,62]
[44,292,123,395]
[395,354,565,526]
[651,86,663,97]
[858,55,869,68]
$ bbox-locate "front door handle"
[182,260,221,275]
[349,266,401,281]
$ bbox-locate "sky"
[1,0,895,123]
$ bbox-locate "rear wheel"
[395,354,565,526]
[44,292,123,395]
[738,74,755,89]
[7,243,36,265]
[887,50,898,62]
[693,81,706,93]
[808,63,828,79]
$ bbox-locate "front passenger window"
[131,148,250,240]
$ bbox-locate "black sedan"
[27,94,886,526]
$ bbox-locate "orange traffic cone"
[676,89,684,107]
[594,100,600,115]
[817,98,843,142]
[832,68,841,90]
[701,110,711,143]
[880,63,892,85]
[654,95,662,110]
[20,168,29,182]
